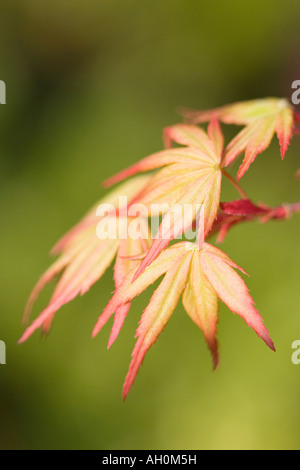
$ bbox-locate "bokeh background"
[0,0,300,450]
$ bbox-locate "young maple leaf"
[182,98,295,179]
[210,198,298,242]
[92,241,275,399]
[105,118,223,282]
[19,175,151,342]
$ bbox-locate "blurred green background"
[1,0,300,450]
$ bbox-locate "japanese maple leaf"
[210,199,270,242]
[92,241,275,399]
[210,198,295,242]
[182,98,295,179]
[20,175,151,342]
[105,118,223,281]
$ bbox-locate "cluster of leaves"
[21,98,300,399]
